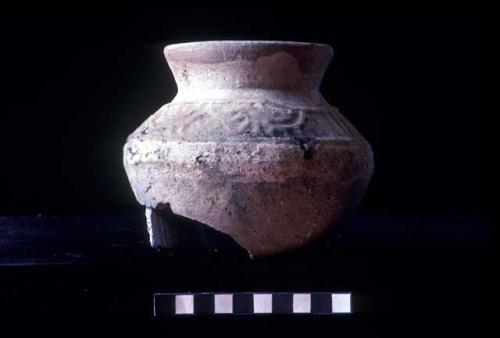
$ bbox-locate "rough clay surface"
[123,41,374,256]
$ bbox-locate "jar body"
[123,41,374,256]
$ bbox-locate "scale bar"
[154,292,351,316]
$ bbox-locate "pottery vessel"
[123,41,374,256]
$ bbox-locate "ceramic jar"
[123,41,374,256]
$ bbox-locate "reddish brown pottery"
[123,41,374,256]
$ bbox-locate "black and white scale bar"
[154,292,351,316]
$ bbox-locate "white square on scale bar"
[175,294,194,314]
[332,293,351,313]
[253,294,273,313]
[214,294,233,314]
[293,293,311,313]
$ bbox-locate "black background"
[0,6,489,215]
[0,6,491,337]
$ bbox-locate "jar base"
[145,205,245,253]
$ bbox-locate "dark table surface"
[0,212,490,336]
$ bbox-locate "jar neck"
[164,41,334,109]
[165,41,333,93]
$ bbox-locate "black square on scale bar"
[154,294,175,316]
[311,292,332,314]
[233,293,254,314]
[195,293,214,314]
[272,293,293,313]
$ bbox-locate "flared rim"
[163,40,334,87]
[164,40,332,51]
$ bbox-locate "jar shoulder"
[127,99,367,144]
